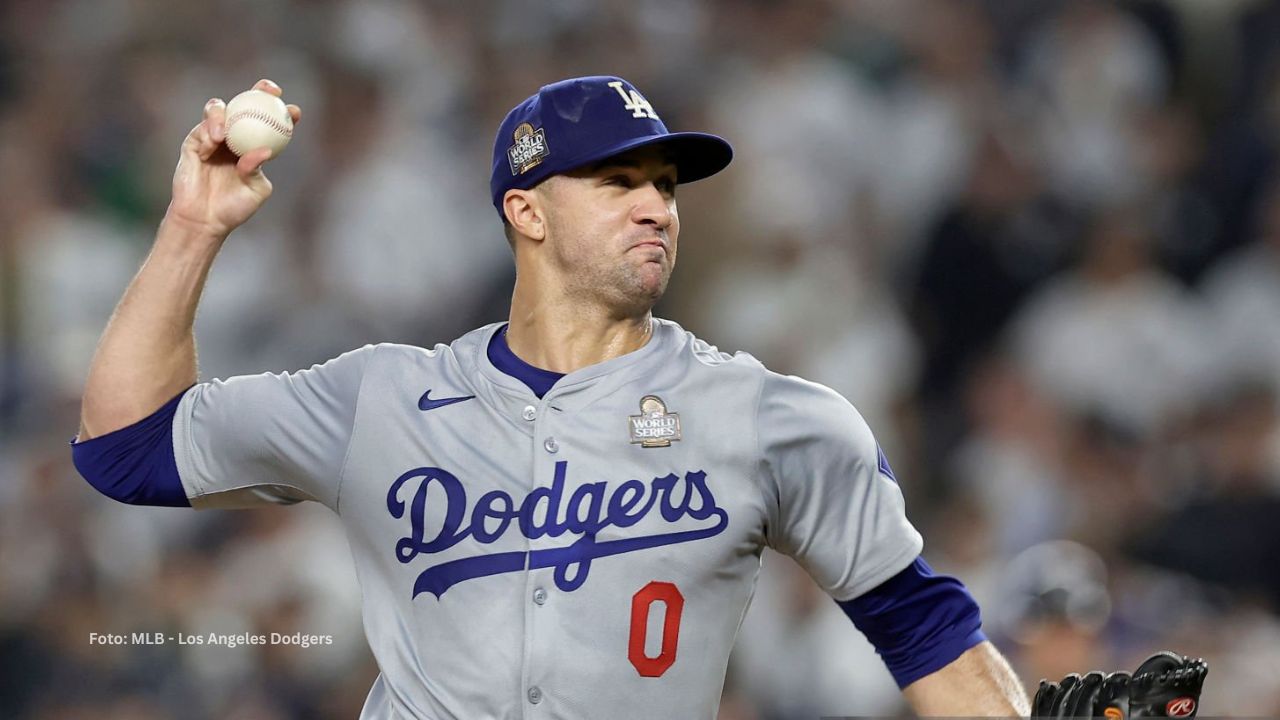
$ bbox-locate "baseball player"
[71,75,1034,718]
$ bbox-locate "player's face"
[541,147,680,314]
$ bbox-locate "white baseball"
[224,89,294,158]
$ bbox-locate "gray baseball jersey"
[172,318,923,719]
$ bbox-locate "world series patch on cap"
[490,75,733,215]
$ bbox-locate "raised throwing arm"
[77,79,300,440]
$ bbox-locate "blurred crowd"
[3,0,1280,717]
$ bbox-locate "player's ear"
[503,189,545,242]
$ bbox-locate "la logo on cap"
[608,81,659,120]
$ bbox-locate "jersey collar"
[460,317,682,416]
[486,324,565,398]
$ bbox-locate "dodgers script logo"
[386,461,728,599]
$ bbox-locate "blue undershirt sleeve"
[69,389,191,507]
[837,555,986,688]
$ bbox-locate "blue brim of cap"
[564,130,733,185]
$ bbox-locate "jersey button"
[528,686,543,704]
[522,405,537,421]
[543,437,559,453]
[533,587,547,605]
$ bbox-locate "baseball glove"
[1032,651,1208,718]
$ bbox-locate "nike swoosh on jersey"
[418,390,476,412]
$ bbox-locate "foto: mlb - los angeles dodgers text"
[88,631,333,649]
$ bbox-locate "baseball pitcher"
[74,75,1060,718]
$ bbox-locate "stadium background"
[3,0,1280,717]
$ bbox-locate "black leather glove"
[1033,651,1208,718]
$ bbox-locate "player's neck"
[505,297,654,375]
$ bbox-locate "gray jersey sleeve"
[172,344,376,511]
[757,372,923,601]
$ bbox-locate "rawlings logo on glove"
[1033,651,1208,719]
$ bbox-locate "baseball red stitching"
[225,109,293,155]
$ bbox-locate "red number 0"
[628,581,684,677]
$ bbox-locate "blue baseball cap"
[490,75,733,217]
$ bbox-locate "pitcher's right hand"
[166,78,302,239]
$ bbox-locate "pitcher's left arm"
[902,641,1030,716]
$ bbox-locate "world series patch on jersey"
[171,319,921,719]
[628,395,681,447]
